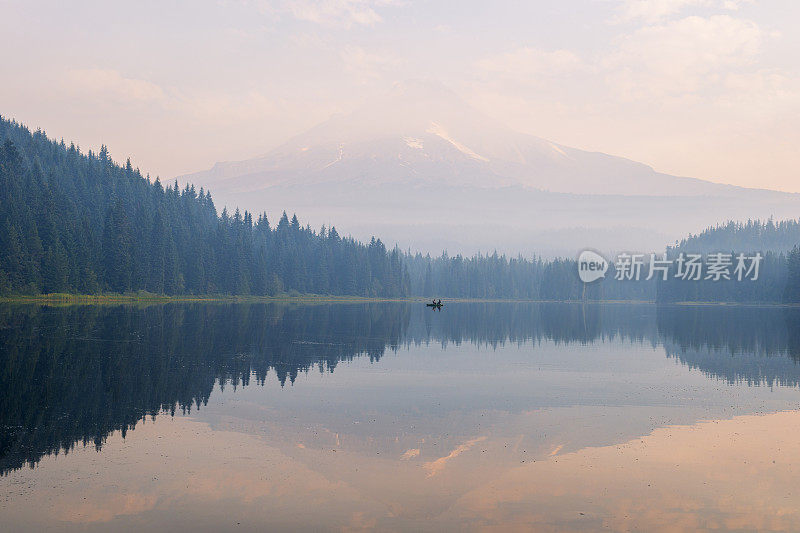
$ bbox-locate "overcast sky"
[2,0,798,191]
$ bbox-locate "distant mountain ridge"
[187,80,755,197]
[181,81,800,256]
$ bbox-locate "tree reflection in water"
[1,302,799,475]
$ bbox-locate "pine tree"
[102,201,133,292]
[786,246,800,303]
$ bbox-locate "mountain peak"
[179,80,800,256]
[182,80,761,198]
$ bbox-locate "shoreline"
[0,294,797,308]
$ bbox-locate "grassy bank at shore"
[1,294,796,307]
[0,292,414,306]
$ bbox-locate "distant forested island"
[1,116,799,303]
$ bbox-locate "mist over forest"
[2,115,799,303]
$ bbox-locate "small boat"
[426,301,444,308]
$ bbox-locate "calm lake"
[2,302,800,531]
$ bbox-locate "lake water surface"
[2,302,800,531]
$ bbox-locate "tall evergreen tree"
[102,200,133,292]
[786,246,800,303]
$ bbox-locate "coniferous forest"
[786,246,800,303]
[656,220,800,304]
[0,116,408,297]
[1,115,799,302]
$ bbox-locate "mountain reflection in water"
[1,302,800,531]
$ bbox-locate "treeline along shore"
[1,116,799,303]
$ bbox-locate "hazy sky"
[2,0,799,191]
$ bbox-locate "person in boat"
[436,299,442,306]
[431,299,436,305]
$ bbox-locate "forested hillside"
[0,117,408,296]
[657,219,800,303]
[672,219,800,254]
[402,220,800,302]
[1,115,799,303]
[786,246,800,303]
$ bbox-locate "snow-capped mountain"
[180,81,800,256]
